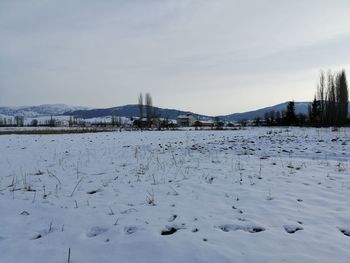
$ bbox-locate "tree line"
[309,70,348,127]
[137,70,348,128]
[253,100,304,126]
[259,69,348,127]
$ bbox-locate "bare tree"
[317,71,325,125]
[138,93,143,119]
[326,71,336,126]
[314,69,348,127]
[335,70,348,126]
[145,93,153,127]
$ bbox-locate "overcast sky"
[1,0,350,115]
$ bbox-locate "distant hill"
[219,102,311,121]
[64,102,312,121]
[0,104,89,118]
[2,101,349,122]
[63,104,212,120]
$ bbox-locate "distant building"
[133,117,149,128]
[194,120,214,128]
[177,114,196,127]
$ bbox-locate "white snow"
[0,104,90,118]
[0,127,349,262]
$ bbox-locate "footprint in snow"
[283,225,303,234]
[338,228,350,237]
[168,214,177,222]
[87,189,101,195]
[86,226,108,238]
[30,234,42,240]
[30,225,57,240]
[20,211,30,216]
[161,227,177,235]
[161,223,186,236]
[218,223,265,233]
[124,226,138,235]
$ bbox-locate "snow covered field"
[0,127,349,263]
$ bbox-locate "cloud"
[1,0,350,114]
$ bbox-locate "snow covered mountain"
[0,104,90,118]
[1,101,349,121]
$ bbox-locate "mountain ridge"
[0,102,326,121]
[0,104,90,118]
[218,102,311,121]
[62,104,211,120]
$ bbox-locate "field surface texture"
[0,128,349,263]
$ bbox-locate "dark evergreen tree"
[285,101,296,126]
[298,113,307,126]
[309,97,320,125]
[275,111,282,125]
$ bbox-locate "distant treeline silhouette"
[257,69,348,127]
[309,70,348,127]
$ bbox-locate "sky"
[1,0,350,115]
